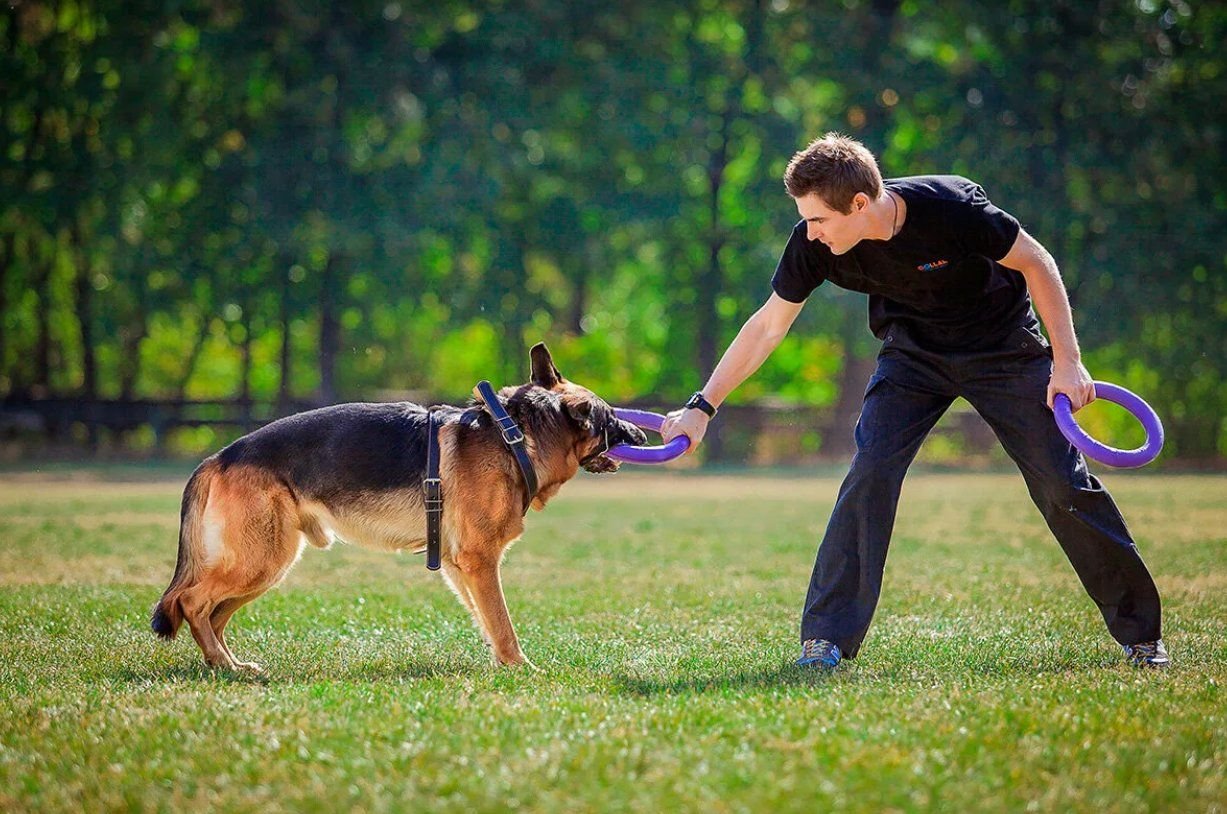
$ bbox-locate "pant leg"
[959,340,1162,646]
[800,354,955,657]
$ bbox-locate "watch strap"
[686,392,717,418]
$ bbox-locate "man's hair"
[783,133,883,213]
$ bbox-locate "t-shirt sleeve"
[771,221,828,303]
[955,182,1021,261]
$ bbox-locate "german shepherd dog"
[151,343,646,672]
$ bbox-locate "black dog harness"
[423,381,539,571]
[424,410,444,571]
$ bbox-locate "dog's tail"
[151,458,217,640]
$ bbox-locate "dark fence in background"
[0,396,1001,466]
[0,397,322,446]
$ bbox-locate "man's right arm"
[661,292,805,450]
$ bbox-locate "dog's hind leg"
[180,585,237,670]
[181,466,303,672]
[210,593,265,674]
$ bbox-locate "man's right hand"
[661,407,710,454]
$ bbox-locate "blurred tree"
[1,0,1223,461]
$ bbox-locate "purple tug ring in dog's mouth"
[1053,381,1164,468]
[608,409,690,464]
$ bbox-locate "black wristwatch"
[685,391,718,418]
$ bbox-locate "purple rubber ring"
[608,408,691,464]
[1053,381,1164,468]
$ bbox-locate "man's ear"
[853,191,870,212]
[529,342,563,388]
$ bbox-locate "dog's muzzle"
[579,427,615,473]
[581,419,647,474]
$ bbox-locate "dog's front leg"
[439,561,493,650]
[455,557,531,667]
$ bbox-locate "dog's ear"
[529,342,564,389]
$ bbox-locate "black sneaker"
[796,638,842,669]
[1123,639,1170,668]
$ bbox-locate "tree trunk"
[698,111,728,383]
[277,254,294,410]
[238,295,253,403]
[238,293,254,432]
[824,320,879,459]
[498,237,528,384]
[698,108,731,463]
[694,1,765,464]
[70,221,97,400]
[318,252,340,403]
[174,313,212,401]
[70,221,98,449]
[33,239,52,396]
[0,231,12,391]
[118,259,149,401]
[6,234,33,398]
[568,248,589,336]
[118,322,148,400]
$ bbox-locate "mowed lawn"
[1,466,1224,813]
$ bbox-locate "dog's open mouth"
[581,419,647,474]
[581,454,620,474]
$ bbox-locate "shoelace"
[801,639,835,660]
[1126,641,1168,665]
[1123,643,1163,662]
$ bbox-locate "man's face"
[794,192,870,255]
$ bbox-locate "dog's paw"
[500,656,539,671]
[234,661,265,675]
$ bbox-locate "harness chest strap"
[422,382,539,572]
[424,410,443,571]
[473,380,539,514]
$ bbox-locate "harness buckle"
[423,477,443,508]
[498,419,525,445]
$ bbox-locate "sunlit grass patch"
[0,468,1224,812]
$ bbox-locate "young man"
[661,133,1167,670]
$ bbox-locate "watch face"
[686,393,714,416]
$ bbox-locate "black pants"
[800,323,1162,657]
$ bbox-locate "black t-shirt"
[771,175,1033,349]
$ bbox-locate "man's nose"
[807,224,821,241]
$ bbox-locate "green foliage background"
[2,0,1225,458]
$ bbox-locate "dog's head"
[529,342,647,474]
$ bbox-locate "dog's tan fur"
[151,344,642,672]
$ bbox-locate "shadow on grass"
[610,652,1123,696]
[112,663,273,685]
[115,641,1126,691]
[112,655,481,685]
[611,660,845,696]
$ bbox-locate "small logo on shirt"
[917,259,949,271]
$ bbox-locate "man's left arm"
[998,228,1096,411]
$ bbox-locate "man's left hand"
[1048,360,1095,412]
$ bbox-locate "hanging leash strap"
[424,410,443,571]
[474,380,538,515]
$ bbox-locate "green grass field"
[1,466,1224,812]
